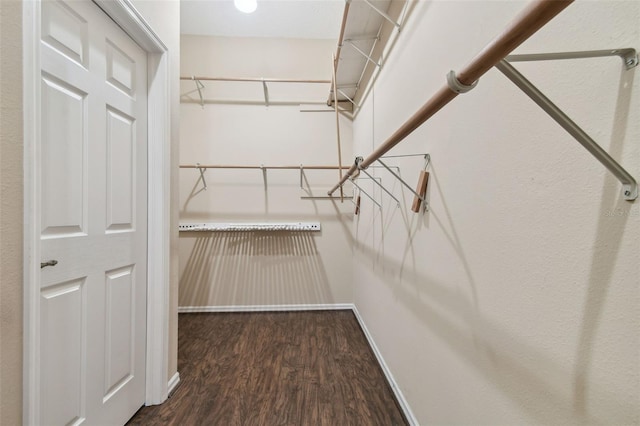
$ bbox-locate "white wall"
[352,1,639,424]
[0,1,24,424]
[179,35,354,308]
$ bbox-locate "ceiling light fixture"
[234,0,257,14]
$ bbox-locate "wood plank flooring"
[127,310,408,425]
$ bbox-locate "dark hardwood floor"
[127,310,408,425]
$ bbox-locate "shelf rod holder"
[362,0,401,29]
[506,48,638,70]
[496,59,637,201]
[377,157,429,207]
[359,168,401,208]
[349,178,381,209]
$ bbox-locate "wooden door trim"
[22,1,171,423]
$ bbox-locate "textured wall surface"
[179,35,354,308]
[351,1,639,424]
[0,2,24,424]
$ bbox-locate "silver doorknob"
[40,260,58,268]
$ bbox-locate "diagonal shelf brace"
[196,163,207,190]
[344,39,381,68]
[362,0,401,29]
[349,178,381,209]
[359,168,401,208]
[262,79,269,106]
[496,59,637,201]
[192,77,205,108]
[377,154,431,211]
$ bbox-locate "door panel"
[39,0,148,424]
[104,265,135,401]
[40,73,88,238]
[105,107,136,232]
[40,278,87,425]
[41,0,88,68]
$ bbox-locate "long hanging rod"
[328,0,574,195]
[180,164,350,170]
[180,76,331,84]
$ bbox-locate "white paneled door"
[38,0,148,424]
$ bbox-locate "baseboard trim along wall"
[351,306,419,426]
[167,372,181,397]
[178,304,354,313]
[177,303,417,424]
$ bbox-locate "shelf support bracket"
[196,163,207,190]
[192,77,205,108]
[344,39,381,68]
[377,154,431,211]
[505,48,639,70]
[496,59,637,201]
[362,0,401,29]
[349,178,382,209]
[262,79,269,106]
[359,167,400,208]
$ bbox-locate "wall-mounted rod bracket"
[196,163,207,190]
[192,77,205,108]
[496,59,637,201]
[349,177,381,209]
[359,167,401,208]
[344,40,381,68]
[447,70,478,94]
[506,48,639,70]
[362,0,401,29]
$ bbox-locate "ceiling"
[180,0,345,40]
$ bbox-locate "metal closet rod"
[181,164,350,170]
[328,0,574,195]
[180,76,331,84]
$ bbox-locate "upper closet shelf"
[330,0,407,113]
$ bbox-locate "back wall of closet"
[178,35,354,309]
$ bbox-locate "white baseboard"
[178,303,353,313]
[176,303,416,424]
[351,305,419,426]
[167,372,180,396]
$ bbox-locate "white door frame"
[22,0,171,423]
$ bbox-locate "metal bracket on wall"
[192,77,205,108]
[496,49,638,201]
[196,163,207,190]
[349,177,381,209]
[359,168,400,208]
[376,153,431,212]
[262,79,269,106]
[505,48,639,71]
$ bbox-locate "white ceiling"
[180,0,345,40]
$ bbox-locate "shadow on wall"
[572,61,636,417]
[356,236,636,425]
[179,232,334,307]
